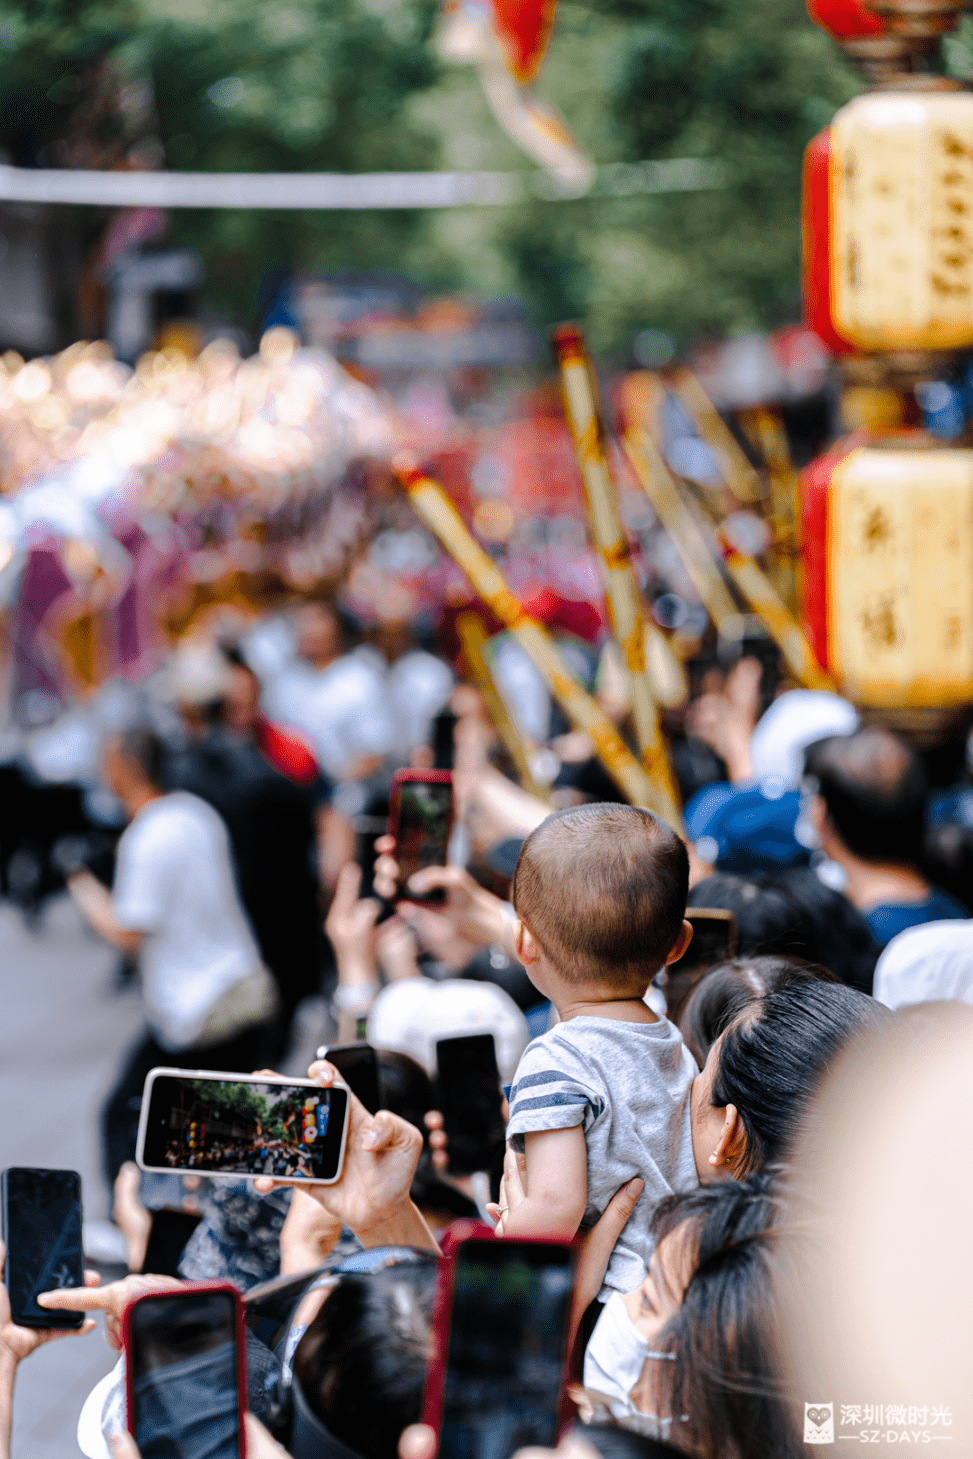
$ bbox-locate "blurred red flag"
[491,0,559,82]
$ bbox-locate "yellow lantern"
[827,90,973,352]
[802,438,973,707]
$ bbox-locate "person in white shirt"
[67,728,276,1189]
[257,602,397,780]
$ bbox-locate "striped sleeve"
[505,1037,602,1137]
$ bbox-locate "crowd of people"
[2,591,972,1459]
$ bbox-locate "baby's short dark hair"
[511,803,689,992]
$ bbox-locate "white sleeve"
[112,819,171,932]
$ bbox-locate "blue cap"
[685,782,807,875]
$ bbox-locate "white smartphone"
[136,1068,350,1185]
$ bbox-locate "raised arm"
[499,1126,588,1240]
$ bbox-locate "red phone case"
[387,769,455,905]
[123,1280,248,1457]
[422,1223,577,1450]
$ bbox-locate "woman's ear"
[664,919,694,967]
[709,1102,748,1176]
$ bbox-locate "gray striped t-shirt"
[506,1015,699,1298]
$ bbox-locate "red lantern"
[806,0,885,39]
[491,0,559,83]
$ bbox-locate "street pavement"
[0,894,325,1457]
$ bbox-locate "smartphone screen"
[141,1208,204,1278]
[436,1034,506,1178]
[1,1168,84,1329]
[434,1238,576,1459]
[319,1043,381,1115]
[128,1287,242,1459]
[138,1072,349,1183]
[685,909,737,967]
[390,772,454,905]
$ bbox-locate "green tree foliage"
[0,0,859,349]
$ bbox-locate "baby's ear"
[664,919,694,966]
[515,919,540,967]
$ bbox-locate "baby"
[501,803,698,1298]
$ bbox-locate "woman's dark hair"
[769,867,880,993]
[293,1261,436,1459]
[710,980,892,1175]
[679,955,837,1068]
[645,1174,803,1459]
[687,874,817,962]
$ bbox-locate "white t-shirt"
[112,792,263,1050]
[261,652,396,778]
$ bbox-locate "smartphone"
[423,1224,576,1459]
[432,710,458,772]
[435,1034,506,1178]
[388,769,454,906]
[685,908,738,966]
[136,1069,350,1185]
[316,1042,381,1116]
[141,1208,204,1278]
[125,1281,246,1459]
[0,1167,84,1329]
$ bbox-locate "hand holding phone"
[1,1168,85,1330]
[124,1282,246,1459]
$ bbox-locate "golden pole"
[669,366,764,504]
[396,461,682,829]
[455,609,548,802]
[622,426,739,630]
[551,324,682,823]
[740,405,799,610]
[717,531,835,690]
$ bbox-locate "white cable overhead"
[0,158,727,210]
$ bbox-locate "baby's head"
[511,803,690,1001]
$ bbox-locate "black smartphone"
[388,770,454,906]
[1,1167,84,1330]
[317,1042,381,1115]
[136,1069,350,1184]
[125,1282,246,1459]
[432,710,458,772]
[424,1225,576,1459]
[685,908,737,967]
[435,1034,506,1178]
[141,1208,204,1278]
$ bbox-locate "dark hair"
[769,867,880,994]
[687,874,817,962]
[373,1050,478,1220]
[679,955,837,1068]
[293,1261,435,1459]
[115,727,168,791]
[646,1174,803,1459]
[804,726,927,864]
[512,804,689,990]
[710,980,892,1175]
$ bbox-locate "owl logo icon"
[804,1403,834,1444]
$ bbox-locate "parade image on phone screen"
[137,1071,349,1184]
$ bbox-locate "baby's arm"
[500,1126,587,1240]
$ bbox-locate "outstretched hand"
[0,1239,100,1363]
[254,1061,437,1251]
[36,1272,183,1352]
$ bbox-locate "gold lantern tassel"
[551,324,682,823]
[455,608,548,802]
[669,366,764,504]
[622,426,739,631]
[396,461,682,830]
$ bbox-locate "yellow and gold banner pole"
[396,461,682,829]
[739,405,800,610]
[669,366,764,504]
[716,530,835,690]
[622,425,739,631]
[551,324,682,825]
[456,609,548,802]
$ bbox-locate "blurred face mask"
[582,1292,680,1443]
